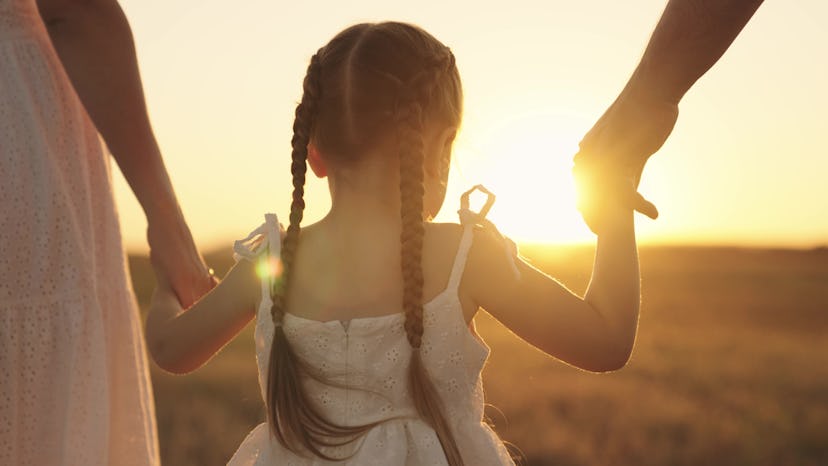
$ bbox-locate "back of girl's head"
[312,22,462,161]
[266,22,465,465]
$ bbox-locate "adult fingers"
[631,191,658,219]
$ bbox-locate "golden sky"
[115,0,828,252]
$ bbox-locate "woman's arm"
[37,0,214,306]
[574,0,764,227]
[465,204,639,373]
[146,258,261,374]
[631,0,765,104]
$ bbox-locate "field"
[129,245,828,466]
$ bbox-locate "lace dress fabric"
[0,1,159,464]
[228,214,515,466]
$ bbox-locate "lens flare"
[256,256,283,281]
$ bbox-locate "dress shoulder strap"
[232,214,283,310]
[446,223,476,290]
[446,186,520,290]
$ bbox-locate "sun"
[438,110,595,245]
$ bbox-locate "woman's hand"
[147,213,217,308]
[146,247,258,374]
[149,264,180,314]
[573,86,678,233]
[575,87,679,185]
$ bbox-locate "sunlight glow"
[446,110,595,244]
[113,1,828,251]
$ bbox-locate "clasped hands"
[573,86,679,233]
[147,211,217,310]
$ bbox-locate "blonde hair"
[266,22,464,464]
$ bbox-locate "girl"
[147,22,641,465]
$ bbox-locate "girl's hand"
[147,213,217,308]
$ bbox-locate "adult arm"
[36,0,215,305]
[574,0,764,231]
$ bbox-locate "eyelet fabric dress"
[228,212,515,465]
[0,1,159,464]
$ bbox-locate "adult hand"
[573,86,679,233]
[147,214,217,308]
[149,262,180,313]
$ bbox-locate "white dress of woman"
[0,0,214,464]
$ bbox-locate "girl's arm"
[37,0,214,306]
[146,258,261,374]
[465,203,639,373]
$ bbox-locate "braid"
[396,50,456,346]
[270,52,321,322]
[398,99,426,348]
[396,46,455,354]
[265,52,375,460]
[397,62,465,466]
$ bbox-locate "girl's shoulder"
[425,220,516,263]
[422,222,465,294]
[423,221,463,244]
[424,220,520,296]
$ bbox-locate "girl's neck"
[324,158,403,231]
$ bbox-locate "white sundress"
[0,1,158,465]
[228,213,516,465]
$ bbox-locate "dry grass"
[129,245,828,466]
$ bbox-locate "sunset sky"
[114,0,827,252]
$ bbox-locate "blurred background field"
[130,245,828,466]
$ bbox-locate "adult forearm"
[628,0,764,102]
[39,0,180,222]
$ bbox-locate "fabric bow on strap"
[457,185,520,280]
